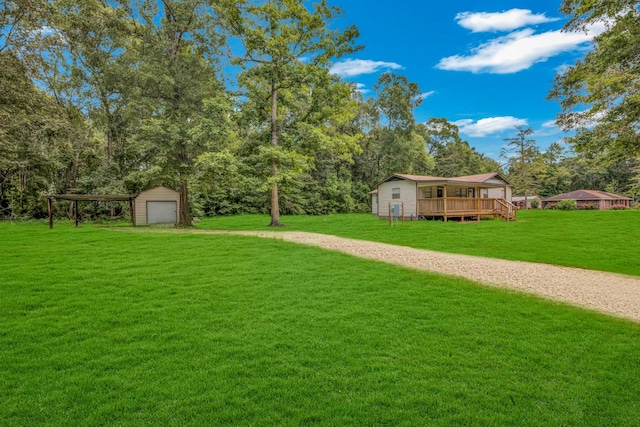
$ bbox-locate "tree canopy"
[550,0,640,168]
[1,0,637,222]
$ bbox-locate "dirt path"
[120,228,640,323]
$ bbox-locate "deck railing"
[495,198,517,221]
[418,197,517,220]
[418,197,497,214]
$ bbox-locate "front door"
[437,186,444,198]
[468,188,476,198]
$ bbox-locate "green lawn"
[1,222,640,425]
[197,209,640,276]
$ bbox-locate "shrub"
[530,199,540,209]
[556,199,577,210]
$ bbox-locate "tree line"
[1,0,638,225]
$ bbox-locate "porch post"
[443,184,448,222]
[415,183,419,217]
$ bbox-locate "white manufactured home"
[371,172,516,221]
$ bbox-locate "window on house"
[421,187,432,198]
[392,188,400,199]
[455,187,467,197]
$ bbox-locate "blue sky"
[328,0,602,160]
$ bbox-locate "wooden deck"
[418,198,517,221]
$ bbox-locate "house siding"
[135,186,181,225]
[378,180,417,218]
[486,187,511,200]
[485,178,507,186]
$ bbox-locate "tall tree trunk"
[269,83,282,227]
[107,127,113,168]
[178,179,191,227]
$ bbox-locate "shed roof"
[137,186,180,196]
[379,172,512,187]
[541,190,631,202]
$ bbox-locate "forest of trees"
[2,0,638,225]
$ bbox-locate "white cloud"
[535,120,564,137]
[570,108,608,128]
[416,91,436,100]
[330,59,403,77]
[453,116,528,137]
[436,25,604,74]
[456,9,559,33]
[554,63,572,75]
[354,83,370,94]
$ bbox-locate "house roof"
[379,172,513,187]
[368,189,378,195]
[541,190,631,202]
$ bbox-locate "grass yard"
[1,222,640,425]
[197,209,640,276]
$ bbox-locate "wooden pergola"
[47,194,137,228]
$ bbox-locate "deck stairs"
[495,199,517,221]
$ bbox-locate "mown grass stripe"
[0,222,639,425]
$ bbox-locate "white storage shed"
[135,186,180,225]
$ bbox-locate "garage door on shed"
[147,201,177,224]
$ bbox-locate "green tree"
[46,0,143,206]
[537,142,571,197]
[418,118,500,177]
[352,74,433,189]
[217,0,360,226]
[374,72,422,132]
[501,126,542,208]
[129,0,227,226]
[420,117,462,156]
[549,0,640,175]
[0,51,76,217]
[0,0,49,54]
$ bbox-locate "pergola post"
[48,197,53,229]
[46,193,138,227]
[129,198,135,226]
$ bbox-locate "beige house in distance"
[371,172,516,221]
